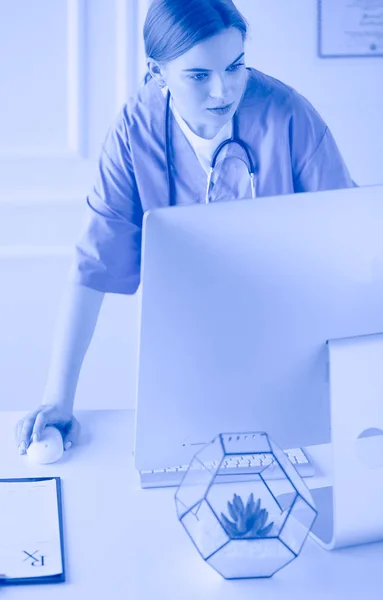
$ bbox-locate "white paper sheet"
[0,478,63,580]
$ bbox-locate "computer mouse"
[26,426,64,464]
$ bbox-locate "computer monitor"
[134,184,383,510]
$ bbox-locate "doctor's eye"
[189,73,209,82]
[227,63,245,73]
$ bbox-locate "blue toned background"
[0,0,382,411]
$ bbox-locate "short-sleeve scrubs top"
[69,68,356,295]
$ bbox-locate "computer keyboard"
[211,447,314,479]
[140,447,315,488]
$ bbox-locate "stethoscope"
[164,89,256,206]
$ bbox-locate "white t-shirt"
[161,87,232,175]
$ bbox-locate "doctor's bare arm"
[15,281,105,454]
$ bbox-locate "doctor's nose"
[208,73,229,101]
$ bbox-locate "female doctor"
[15,0,355,454]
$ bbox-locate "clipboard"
[0,477,65,586]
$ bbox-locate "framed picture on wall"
[318,0,383,57]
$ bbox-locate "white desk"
[0,410,382,599]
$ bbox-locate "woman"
[15,0,355,454]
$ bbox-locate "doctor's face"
[160,28,248,139]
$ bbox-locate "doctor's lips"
[207,102,234,116]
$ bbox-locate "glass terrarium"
[174,432,317,579]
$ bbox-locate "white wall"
[0,199,141,412]
[0,0,381,412]
[236,0,383,186]
[0,0,143,411]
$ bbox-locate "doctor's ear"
[147,60,167,88]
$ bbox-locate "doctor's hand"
[15,404,81,455]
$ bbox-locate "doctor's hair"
[143,0,248,84]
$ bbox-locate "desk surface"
[0,410,382,599]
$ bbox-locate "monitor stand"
[309,332,383,550]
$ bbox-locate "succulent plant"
[220,492,274,538]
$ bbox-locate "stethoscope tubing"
[165,89,256,205]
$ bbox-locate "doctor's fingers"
[31,405,77,446]
[15,409,40,452]
[62,416,81,451]
[31,410,51,442]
